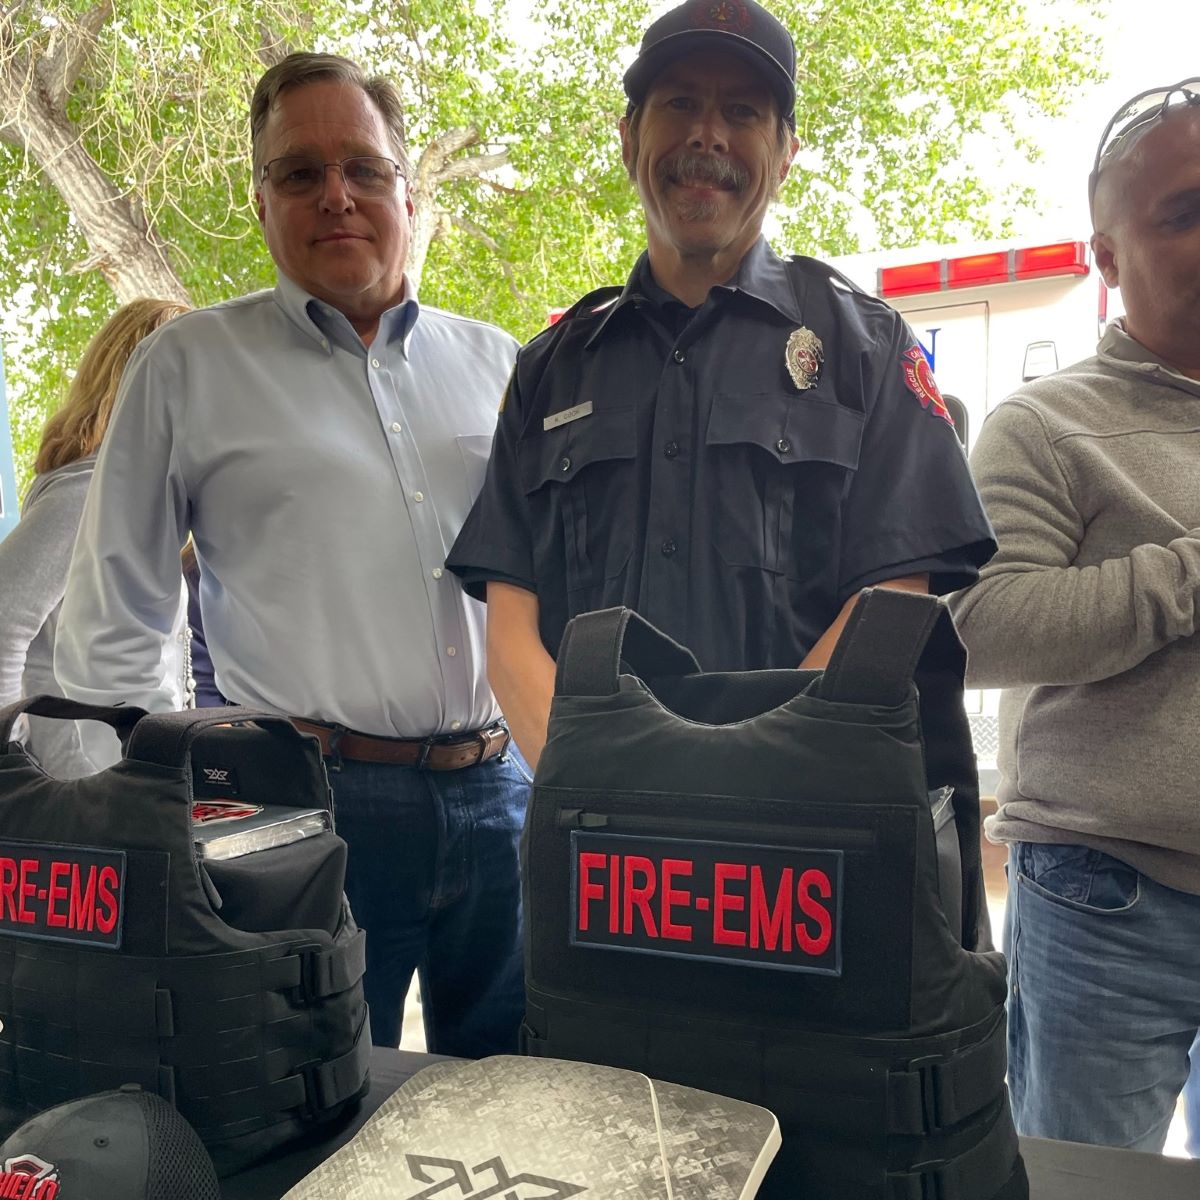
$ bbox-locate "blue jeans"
[326,748,531,1056]
[1005,842,1200,1151]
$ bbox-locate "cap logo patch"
[1,1154,60,1199]
[901,346,955,426]
[693,0,752,33]
[785,327,824,391]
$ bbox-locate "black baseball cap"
[0,1085,220,1200]
[623,0,797,129]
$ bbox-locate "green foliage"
[2,0,1105,493]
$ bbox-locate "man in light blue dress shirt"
[55,53,529,1056]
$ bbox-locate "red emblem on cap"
[901,346,954,426]
[0,1155,59,1199]
[693,1,752,33]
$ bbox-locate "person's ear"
[1091,230,1120,289]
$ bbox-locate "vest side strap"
[887,1100,1022,1200]
[555,607,701,698]
[817,589,945,707]
[887,1010,1008,1135]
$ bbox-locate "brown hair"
[249,53,412,180]
[35,298,189,476]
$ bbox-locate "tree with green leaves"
[1,0,1104,495]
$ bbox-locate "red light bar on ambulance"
[878,241,1089,298]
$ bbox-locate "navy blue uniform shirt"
[448,239,996,670]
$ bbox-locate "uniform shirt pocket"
[705,392,864,573]
[517,410,637,591]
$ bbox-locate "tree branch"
[433,149,509,186]
[451,213,528,303]
[41,0,112,108]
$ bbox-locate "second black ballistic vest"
[0,699,370,1174]
[523,589,1027,1199]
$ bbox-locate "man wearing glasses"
[950,81,1200,1151]
[56,54,528,1058]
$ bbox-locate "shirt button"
[371,358,381,368]
[432,567,444,579]
[664,440,679,459]
[673,349,686,364]
[391,422,402,433]
[413,491,424,502]
[446,646,457,657]
[559,457,571,472]
[661,538,677,557]
[776,438,791,454]
[450,720,462,731]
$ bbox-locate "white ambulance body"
[828,237,1122,796]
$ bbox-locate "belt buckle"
[478,722,511,764]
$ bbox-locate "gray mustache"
[657,152,749,192]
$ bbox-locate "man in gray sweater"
[949,83,1200,1152]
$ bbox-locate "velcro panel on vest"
[555,607,701,697]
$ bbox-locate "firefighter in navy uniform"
[447,0,996,765]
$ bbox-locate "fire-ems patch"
[0,1155,59,1199]
[901,346,955,426]
[571,832,842,975]
[191,800,264,824]
[0,841,126,950]
[693,1,752,34]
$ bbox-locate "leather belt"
[291,718,511,771]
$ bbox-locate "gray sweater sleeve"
[948,399,1200,688]
[0,471,87,706]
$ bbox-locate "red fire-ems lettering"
[69,863,97,931]
[622,856,658,937]
[45,860,71,928]
[713,862,747,946]
[795,868,833,955]
[659,858,693,942]
[94,866,120,935]
[0,858,17,921]
[749,865,793,952]
[0,1173,57,1199]
[577,852,607,933]
[608,854,620,933]
[17,859,38,925]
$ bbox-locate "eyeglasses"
[260,155,405,199]
[1089,78,1200,206]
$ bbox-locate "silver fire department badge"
[785,327,824,391]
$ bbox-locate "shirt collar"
[273,272,421,357]
[1099,320,1200,397]
[584,237,804,349]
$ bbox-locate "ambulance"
[828,237,1123,797]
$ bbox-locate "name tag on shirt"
[543,401,593,431]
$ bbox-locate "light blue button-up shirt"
[57,276,517,737]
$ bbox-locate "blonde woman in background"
[0,298,189,777]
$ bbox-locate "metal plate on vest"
[570,831,843,975]
[0,839,126,949]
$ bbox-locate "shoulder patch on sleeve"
[901,346,955,427]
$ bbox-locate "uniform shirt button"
[776,438,791,454]
[371,357,381,368]
[446,646,457,657]
[673,349,686,364]
[664,440,679,458]
[413,491,424,502]
[391,422,402,433]
[450,720,463,731]
[432,567,444,579]
[559,457,571,472]
[661,538,677,557]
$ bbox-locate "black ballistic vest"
[523,590,1027,1200]
[0,698,370,1174]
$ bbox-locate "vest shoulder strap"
[126,706,308,768]
[815,589,964,707]
[555,608,702,697]
[0,694,147,746]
